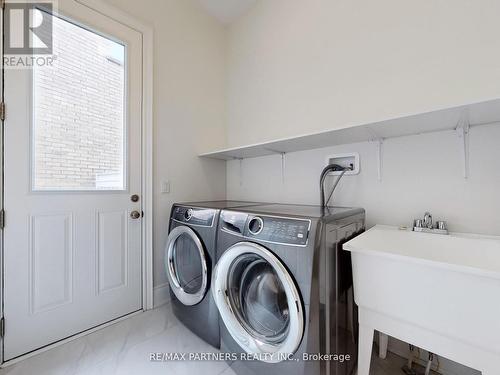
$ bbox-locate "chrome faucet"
[413,212,448,235]
[423,212,433,229]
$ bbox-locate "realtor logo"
[5,2,53,55]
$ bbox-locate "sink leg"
[358,324,374,375]
[378,332,388,359]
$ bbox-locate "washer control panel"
[246,216,310,246]
[220,211,310,246]
[172,206,215,227]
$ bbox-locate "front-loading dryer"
[212,204,365,375]
[165,201,262,348]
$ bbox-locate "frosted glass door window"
[33,12,126,190]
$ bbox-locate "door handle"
[130,210,141,219]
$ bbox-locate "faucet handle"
[436,221,447,231]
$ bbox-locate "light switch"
[161,180,170,194]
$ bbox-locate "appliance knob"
[248,217,264,235]
[185,209,193,221]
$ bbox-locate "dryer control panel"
[220,211,310,246]
[172,206,215,227]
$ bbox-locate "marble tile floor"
[0,302,419,375]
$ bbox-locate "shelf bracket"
[263,149,287,184]
[367,127,384,181]
[376,138,383,182]
[238,158,244,186]
[456,112,470,179]
[280,153,286,184]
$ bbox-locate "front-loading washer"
[212,204,365,375]
[165,201,263,348]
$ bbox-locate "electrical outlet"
[325,153,360,175]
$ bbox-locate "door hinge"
[0,102,5,121]
[0,209,5,229]
[0,317,5,338]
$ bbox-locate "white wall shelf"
[199,98,500,161]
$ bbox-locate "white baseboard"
[153,283,170,308]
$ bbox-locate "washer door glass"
[165,226,208,306]
[212,242,304,363]
[229,255,290,344]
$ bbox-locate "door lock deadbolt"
[131,194,139,202]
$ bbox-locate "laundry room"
[1,1,499,375]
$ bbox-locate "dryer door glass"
[212,242,304,363]
[166,226,208,306]
[172,233,203,293]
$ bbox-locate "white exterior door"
[3,0,143,360]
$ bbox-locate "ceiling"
[196,0,257,24]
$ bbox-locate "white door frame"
[73,0,154,312]
[0,0,4,366]
[0,0,154,365]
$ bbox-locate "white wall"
[227,0,500,148]
[227,122,500,236]
[225,3,500,373]
[103,0,227,286]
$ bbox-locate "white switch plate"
[161,180,170,193]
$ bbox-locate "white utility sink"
[343,225,500,375]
